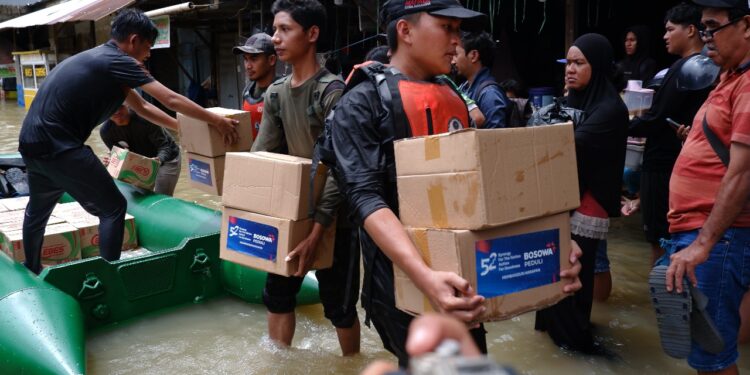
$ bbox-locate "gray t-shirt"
[251,68,344,226]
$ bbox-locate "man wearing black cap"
[660,1,750,373]
[326,0,583,366]
[233,33,278,140]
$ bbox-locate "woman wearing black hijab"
[535,33,629,354]
[616,25,658,88]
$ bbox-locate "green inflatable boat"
[0,178,320,374]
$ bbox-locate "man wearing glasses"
[663,1,750,374]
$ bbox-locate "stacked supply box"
[220,151,334,276]
[1,196,29,211]
[178,107,253,195]
[107,146,160,190]
[52,202,137,258]
[0,222,82,265]
[393,123,581,322]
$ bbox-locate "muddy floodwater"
[1,99,749,374]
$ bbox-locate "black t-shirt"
[19,40,154,158]
[100,111,179,163]
[629,54,711,172]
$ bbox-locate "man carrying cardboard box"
[17,9,239,274]
[326,0,583,366]
[233,33,279,140]
[100,105,181,195]
[250,0,361,357]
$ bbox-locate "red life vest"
[345,61,469,138]
[242,82,265,140]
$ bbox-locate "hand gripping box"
[107,146,160,190]
[220,207,335,276]
[187,152,226,196]
[0,222,82,264]
[395,123,580,230]
[177,107,253,157]
[222,152,328,221]
[394,212,572,322]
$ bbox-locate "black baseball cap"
[381,0,487,30]
[692,0,750,13]
[233,33,275,55]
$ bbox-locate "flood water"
[1,99,749,374]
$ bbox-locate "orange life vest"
[345,61,469,138]
[242,82,265,140]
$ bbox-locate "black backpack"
[475,80,524,128]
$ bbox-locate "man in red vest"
[233,33,278,140]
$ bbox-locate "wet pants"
[22,146,126,274]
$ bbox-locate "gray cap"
[233,33,275,55]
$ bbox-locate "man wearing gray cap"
[233,33,278,140]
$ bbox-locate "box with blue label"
[394,212,572,322]
[187,152,226,195]
[219,207,335,276]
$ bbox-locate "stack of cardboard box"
[0,199,81,265]
[107,146,160,191]
[219,151,334,276]
[0,199,139,266]
[393,123,581,322]
[178,108,254,195]
[52,202,138,259]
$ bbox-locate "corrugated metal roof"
[0,0,134,30]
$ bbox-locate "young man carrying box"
[326,0,583,366]
[17,9,239,274]
[250,0,360,356]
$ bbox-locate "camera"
[387,340,517,375]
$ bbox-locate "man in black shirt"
[18,9,238,274]
[629,3,710,264]
[100,105,181,196]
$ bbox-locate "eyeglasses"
[699,17,744,40]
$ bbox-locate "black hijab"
[567,33,629,218]
[567,33,619,114]
[617,25,658,83]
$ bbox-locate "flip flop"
[649,265,692,359]
[690,288,725,354]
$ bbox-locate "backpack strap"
[476,80,501,97]
[308,71,345,127]
[702,113,730,167]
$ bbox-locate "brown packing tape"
[426,183,449,227]
[410,229,434,313]
[424,136,441,161]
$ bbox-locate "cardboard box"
[220,207,335,276]
[394,213,572,322]
[0,211,64,232]
[187,153,226,195]
[107,146,160,190]
[178,107,253,157]
[222,152,327,220]
[395,123,580,230]
[52,204,138,258]
[0,222,82,264]
[0,196,29,211]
